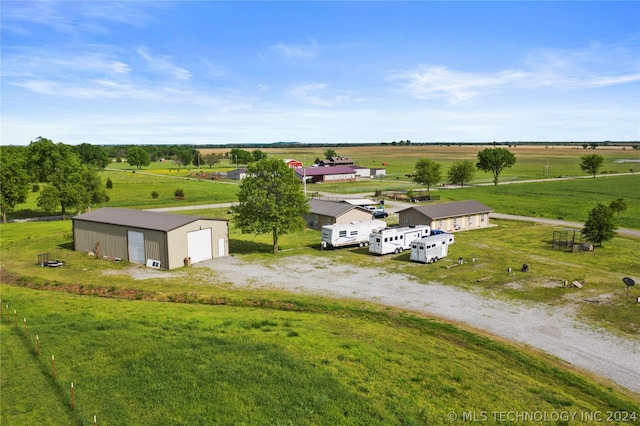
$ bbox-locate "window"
[350,230,358,236]
[481,213,486,223]
[339,231,347,237]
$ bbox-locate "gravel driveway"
[196,255,640,395]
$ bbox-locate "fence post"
[51,355,56,380]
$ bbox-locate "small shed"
[72,208,229,269]
[397,200,492,232]
[305,199,373,230]
[227,168,248,180]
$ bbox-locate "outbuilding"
[305,199,374,230]
[72,208,229,270]
[397,200,492,232]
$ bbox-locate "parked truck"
[410,233,455,263]
[321,220,387,248]
[368,225,430,255]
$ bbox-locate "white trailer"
[321,220,387,248]
[410,233,455,263]
[368,225,430,255]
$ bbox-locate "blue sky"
[2,1,639,145]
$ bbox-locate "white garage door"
[127,231,145,264]
[187,228,212,264]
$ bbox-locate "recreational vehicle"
[410,233,455,263]
[368,225,430,255]
[321,220,387,248]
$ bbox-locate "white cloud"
[137,49,191,80]
[389,42,640,104]
[387,66,529,103]
[287,82,352,107]
[268,41,318,59]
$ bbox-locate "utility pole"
[303,154,307,197]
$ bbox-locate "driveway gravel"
[196,255,640,395]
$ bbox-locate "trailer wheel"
[364,242,369,246]
[359,242,364,247]
[434,256,439,262]
[395,247,402,254]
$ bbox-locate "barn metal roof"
[294,166,357,177]
[397,200,492,219]
[308,199,370,217]
[72,208,224,232]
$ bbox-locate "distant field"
[200,144,640,181]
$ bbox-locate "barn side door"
[127,230,146,264]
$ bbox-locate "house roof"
[308,199,370,217]
[398,200,492,219]
[72,208,225,232]
[295,166,357,177]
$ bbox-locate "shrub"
[151,191,159,199]
[174,188,185,198]
[32,184,40,192]
[106,178,113,189]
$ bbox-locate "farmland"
[2,144,639,424]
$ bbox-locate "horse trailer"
[368,225,431,255]
[410,233,455,264]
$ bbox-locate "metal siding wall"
[73,221,128,259]
[336,210,372,224]
[166,220,229,269]
[143,230,166,267]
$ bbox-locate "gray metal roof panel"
[398,200,492,219]
[72,208,214,232]
[308,199,369,217]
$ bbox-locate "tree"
[252,149,268,162]
[77,167,110,213]
[609,198,627,218]
[582,203,617,247]
[74,143,109,168]
[448,160,475,188]
[0,146,30,223]
[413,158,441,195]
[234,157,308,254]
[127,147,150,169]
[580,154,604,178]
[323,149,337,159]
[203,153,220,168]
[32,144,108,218]
[228,148,252,166]
[476,148,516,185]
[25,137,60,182]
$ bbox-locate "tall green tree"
[476,148,516,185]
[413,158,441,195]
[323,149,337,159]
[25,136,60,182]
[234,157,308,254]
[229,148,253,166]
[447,160,475,188]
[609,198,627,218]
[252,149,268,162]
[203,153,221,168]
[580,154,604,178]
[581,203,617,247]
[33,144,109,218]
[0,146,31,223]
[127,147,151,169]
[74,143,109,168]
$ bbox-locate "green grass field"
[2,282,639,425]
